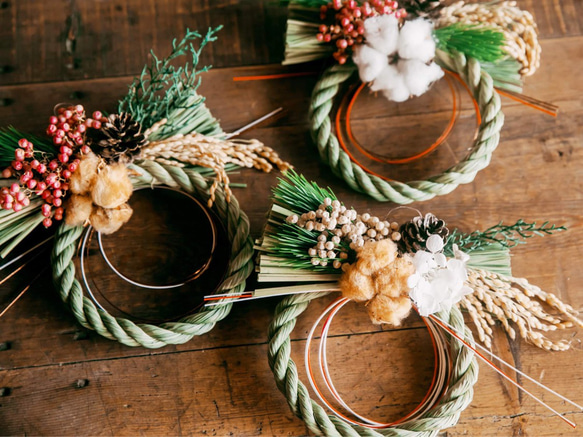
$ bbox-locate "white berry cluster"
[286,197,402,269]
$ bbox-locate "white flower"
[353,17,444,102]
[407,235,473,317]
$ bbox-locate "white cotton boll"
[370,64,400,92]
[353,44,386,83]
[363,15,399,55]
[399,59,443,97]
[383,82,410,103]
[398,18,436,63]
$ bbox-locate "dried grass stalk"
[461,268,583,351]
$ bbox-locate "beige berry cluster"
[286,197,401,269]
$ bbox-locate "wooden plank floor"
[1,1,582,435]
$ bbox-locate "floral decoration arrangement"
[205,172,582,434]
[279,0,556,204]
[0,28,288,348]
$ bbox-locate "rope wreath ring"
[51,161,255,348]
[267,291,479,436]
[308,50,504,204]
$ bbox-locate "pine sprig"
[118,27,224,140]
[272,169,337,213]
[0,127,55,167]
[434,23,507,63]
[447,219,566,253]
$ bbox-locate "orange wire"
[345,72,458,165]
[306,297,442,429]
[232,71,318,81]
[428,313,577,429]
[495,88,558,117]
[334,70,482,182]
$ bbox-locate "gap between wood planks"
[1,324,429,372]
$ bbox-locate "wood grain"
[1,1,583,436]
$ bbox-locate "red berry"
[62,123,70,132]
[75,104,84,113]
[81,145,91,155]
[53,180,61,189]
[43,218,52,228]
[2,168,12,178]
[37,163,47,174]
[64,110,73,119]
[3,194,13,204]
[27,179,37,189]
[58,153,69,163]
[77,124,86,133]
[336,39,348,49]
[21,197,30,207]
[49,160,59,171]
[15,192,26,202]
[53,136,63,145]
[93,121,101,129]
[49,116,58,125]
[53,189,62,198]
[46,124,57,135]
[92,111,102,120]
[12,161,23,171]
[10,183,19,193]
[316,33,324,41]
[53,198,62,207]
[324,34,332,42]
[341,17,350,27]
[3,202,12,210]
[37,181,47,191]
[14,148,25,161]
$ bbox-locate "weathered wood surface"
[1,1,583,435]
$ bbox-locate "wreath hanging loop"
[308,50,503,204]
[51,162,254,348]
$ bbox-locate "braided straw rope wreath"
[268,292,479,436]
[309,51,504,204]
[51,160,254,348]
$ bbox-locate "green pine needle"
[0,127,55,168]
[435,23,508,64]
[272,169,338,213]
[118,27,224,140]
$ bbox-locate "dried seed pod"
[69,152,100,194]
[64,194,93,226]
[90,203,133,235]
[91,163,133,209]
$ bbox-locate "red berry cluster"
[1,105,106,227]
[316,0,407,64]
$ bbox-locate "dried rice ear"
[69,152,100,194]
[64,194,93,227]
[91,163,133,209]
[90,203,133,235]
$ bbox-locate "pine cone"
[86,113,147,164]
[398,213,449,253]
[399,0,443,18]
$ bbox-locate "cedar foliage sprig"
[447,219,566,253]
[118,27,223,140]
